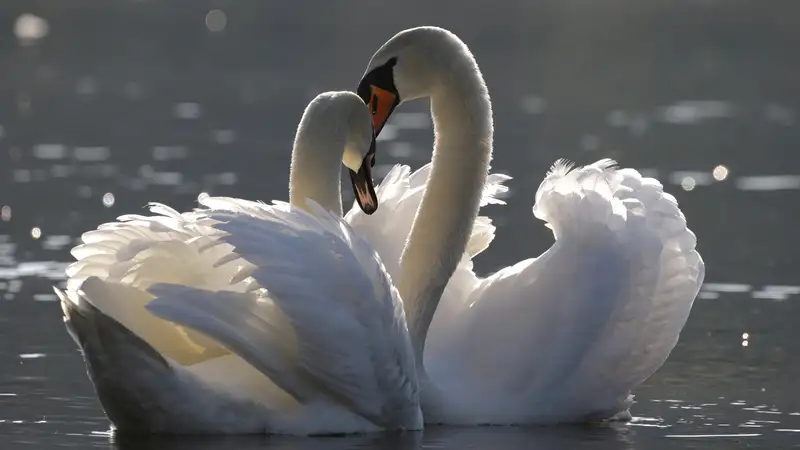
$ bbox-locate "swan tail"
[451,159,702,423]
[149,201,421,430]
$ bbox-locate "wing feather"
[429,159,704,423]
[147,199,420,427]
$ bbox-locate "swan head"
[357,26,467,135]
[339,93,380,215]
[300,91,379,214]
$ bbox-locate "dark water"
[1,1,799,448]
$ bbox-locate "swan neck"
[289,130,344,217]
[399,57,493,364]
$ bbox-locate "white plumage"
[421,159,703,424]
[57,92,425,435]
[347,162,511,278]
[58,195,426,435]
[344,157,704,424]
[354,26,704,424]
[59,26,706,433]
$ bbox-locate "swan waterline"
[56,91,424,435]
[356,26,705,425]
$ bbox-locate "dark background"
[0,1,798,448]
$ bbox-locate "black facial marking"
[357,57,400,105]
[356,57,402,171]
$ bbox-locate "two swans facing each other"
[58,25,705,435]
[57,90,506,435]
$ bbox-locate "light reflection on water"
[3,1,800,449]
[1,393,800,448]
[2,267,799,448]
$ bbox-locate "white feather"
[147,201,420,426]
[345,162,511,278]
[357,26,704,426]
[421,160,704,424]
[60,196,423,435]
[58,91,423,435]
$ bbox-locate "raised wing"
[61,200,270,365]
[434,159,704,422]
[345,163,511,277]
[146,199,420,428]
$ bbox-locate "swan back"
[290,91,374,216]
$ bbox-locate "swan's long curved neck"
[399,54,493,366]
[289,125,345,217]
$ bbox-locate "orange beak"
[367,86,398,136]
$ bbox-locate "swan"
[353,26,705,424]
[55,91,423,435]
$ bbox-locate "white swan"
[55,91,423,435]
[353,26,705,424]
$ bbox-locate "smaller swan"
[56,91,421,435]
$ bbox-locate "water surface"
[1,1,799,448]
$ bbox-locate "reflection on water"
[2,0,799,448]
[3,296,799,449]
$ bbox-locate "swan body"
[57,91,422,435]
[356,26,704,424]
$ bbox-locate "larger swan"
[352,26,705,424]
[56,91,423,435]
